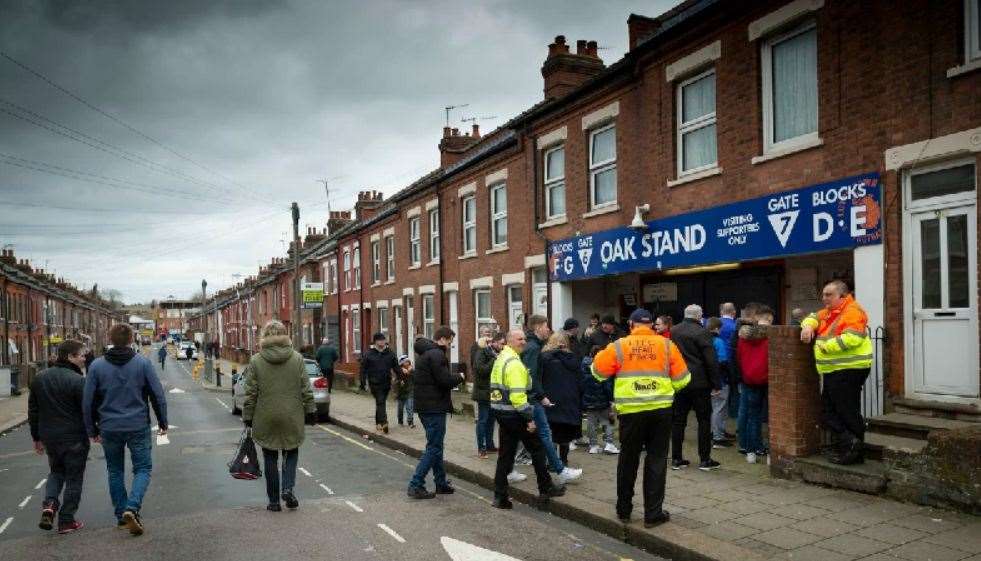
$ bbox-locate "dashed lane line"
[316,425,375,453]
[215,397,231,411]
[319,483,334,495]
[377,523,406,543]
[344,500,364,513]
[0,517,12,535]
[299,467,312,477]
[18,495,31,509]
[35,479,46,490]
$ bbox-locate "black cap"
[372,332,387,342]
[562,318,579,331]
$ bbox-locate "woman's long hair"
[543,331,570,353]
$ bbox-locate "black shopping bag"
[228,428,262,480]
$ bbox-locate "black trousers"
[822,368,870,447]
[617,409,672,520]
[323,369,334,393]
[370,385,389,425]
[43,440,89,524]
[671,387,713,462]
[493,414,554,499]
[261,448,298,503]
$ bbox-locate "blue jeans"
[737,385,766,453]
[409,413,448,489]
[533,402,565,474]
[397,397,414,425]
[101,427,153,518]
[475,401,496,451]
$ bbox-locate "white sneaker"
[746,452,757,464]
[568,442,578,451]
[556,466,583,484]
[603,443,620,455]
[588,445,601,454]
[507,471,527,483]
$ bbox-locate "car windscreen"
[304,362,320,377]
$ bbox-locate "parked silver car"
[231,359,330,420]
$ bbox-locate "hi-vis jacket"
[591,325,690,414]
[490,345,534,420]
[801,294,873,375]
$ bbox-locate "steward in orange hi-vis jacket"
[591,309,688,528]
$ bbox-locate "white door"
[507,285,523,329]
[406,296,416,349]
[447,291,459,365]
[532,267,549,318]
[905,160,979,401]
[394,306,404,358]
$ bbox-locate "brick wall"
[768,325,822,478]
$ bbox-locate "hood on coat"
[414,337,439,356]
[738,324,769,340]
[105,346,136,366]
[260,334,294,364]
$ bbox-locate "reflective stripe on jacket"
[591,325,690,414]
[801,294,873,374]
[490,346,534,420]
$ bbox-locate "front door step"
[891,397,981,422]
[864,432,927,461]
[796,456,888,495]
[868,412,978,440]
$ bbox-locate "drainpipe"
[436,187,445,326]
[1,273,8,366]
[528,129,552,323]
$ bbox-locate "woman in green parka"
[243,320,315,512]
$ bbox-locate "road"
[0,345,663,561]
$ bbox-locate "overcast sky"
[0,0,674,303]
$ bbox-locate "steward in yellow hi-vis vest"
[800,280,873,466]
[489,330,561,509]
[590,309,688,527]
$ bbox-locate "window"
[378,307,389,337]
[342,250,351,291]
[329,258,338,294]
[461,195,476,254]
[385,235,395,280]
[475,289,494,335]
[352,308,361,354]
[429,208,440,262]
[544,146,566,218]
[490,184,507,247]
[507,285,523,329]
[353,246,361,289]
[677,69,717,175]
[589,124,617,208]
[422,294,435,340]
[371,241,380,283]
[762,21,818,153]
[409,217,421,265]
[967,0,981,62]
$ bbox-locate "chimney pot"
[472,123,480,137]
[452,127,459,136]
[587,40,598,56]
[443,126,451,138]
[576,39,587,54]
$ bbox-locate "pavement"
[0,344,662,561]
[0,393,28,435]
[326,387,981,561]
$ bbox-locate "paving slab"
[768,545,856,560]
[766,503,831,521]
[921,524,981,554]
[790,515,857,538]
[753,527,825,549]
[854,523,930,546]
[733,512,796,531]
[887,540,972,561]
[816,534,892,557]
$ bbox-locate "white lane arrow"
[442,537,524,561]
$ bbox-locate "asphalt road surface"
[0,345,664,561]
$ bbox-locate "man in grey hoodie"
[83,324,167,536]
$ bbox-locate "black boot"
[832,438,865,465]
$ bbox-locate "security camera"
[630,204,650,231]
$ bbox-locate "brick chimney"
[327,210,354,235]
[541,35,605,100]
[0,248,14,265]
[439,126,480,168]
[354,190,385,221]
[304,226,327,247]
[627,14,661,50]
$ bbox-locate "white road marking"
[317,425,375,452]
[0,517,12,535]
[441,537,524,561]
[168,388,186,394]
[215,397,230,410]
[319,483,334,495]
[35,479,46,490]
[344,500,363,513]
[377,523,405,543]
[298,467,312,477]
[18,495,31,508]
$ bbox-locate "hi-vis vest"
[801,294,874,375]
[490,346,533,419]
[591,326,690,414]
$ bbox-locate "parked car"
[177,341,198,360]
[231,359,330,420]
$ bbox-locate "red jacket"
[736,325,769,387]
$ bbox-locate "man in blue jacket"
[83,324,167,536]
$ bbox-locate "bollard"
[215,365,222,387]
[9,364,21,396]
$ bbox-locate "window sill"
[947,58,981,78]
[486,246,509,255]
[458,252,478,261]
[581,204,620,219]
[384,279,395,285]
[426,260,440,267]
[667,166,723,188]
[370,282,381,288]
[407,264,421,270]
[751,136,824,165]
[538,215,568,229]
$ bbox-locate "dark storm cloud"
[0,0,675,302]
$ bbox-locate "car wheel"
[318,404,330,423]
